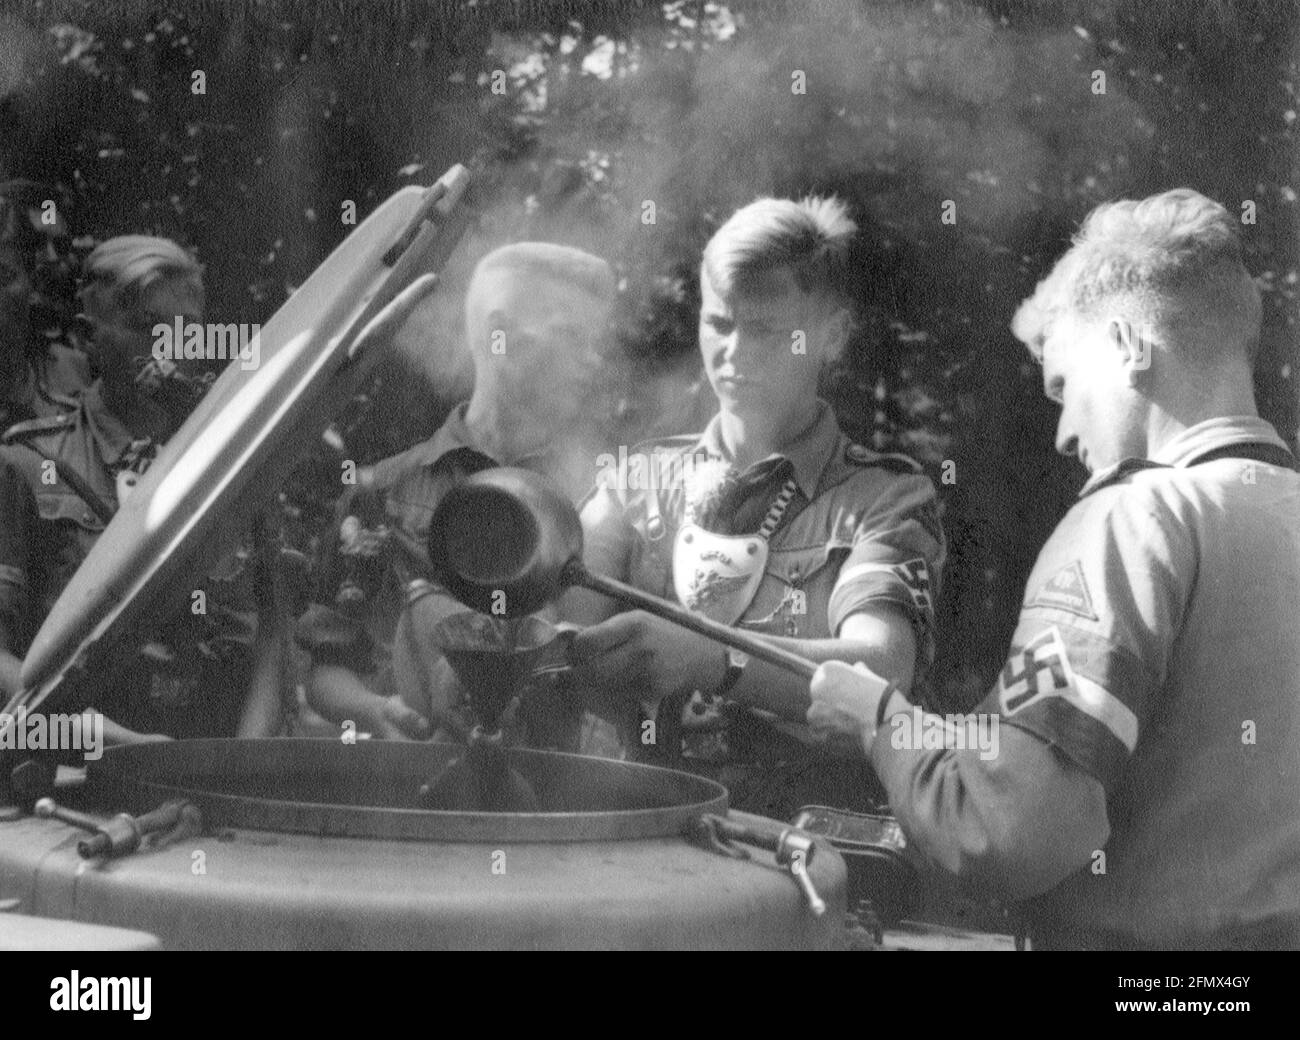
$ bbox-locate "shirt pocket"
[741,543,848,638]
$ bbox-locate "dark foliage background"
[2,0,1296,709]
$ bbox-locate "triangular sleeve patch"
[1027,560,1098,621]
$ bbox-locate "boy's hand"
[807,660,895,749]
[569,611,723,709]
[372,696,431,741]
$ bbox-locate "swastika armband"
[995,626,1141,786]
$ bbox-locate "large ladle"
[426,468,818,681]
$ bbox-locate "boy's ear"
[1107,317,1151,386]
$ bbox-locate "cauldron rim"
[86,738,730,843]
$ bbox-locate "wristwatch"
[716,648,748,698]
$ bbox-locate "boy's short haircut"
[78,235,204,321]
[1013,188,1262,363]
[702,195,857,305]
[463,242,616,367]
[470,242,617,305]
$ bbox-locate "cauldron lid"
[14,172,469,715]
[86,739,729,843]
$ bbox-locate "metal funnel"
[429,612,564,733]
[421,612,571,813]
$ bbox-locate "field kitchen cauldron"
[2,738,846,950]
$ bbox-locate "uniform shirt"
[582,399,945,809]
[0,350,258,736]
[0,454,40,653]
[0,349,158,650]
[872,416,1300,949]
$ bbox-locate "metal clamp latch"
[34,797,202,859]
[687,814,827,916]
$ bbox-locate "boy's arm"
[569,601,915,723]
[237,613,290,739]
[810,661,1110,900]
[727,602,916,719]
[306,663,430,741]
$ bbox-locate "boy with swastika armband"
[809,188,1300,950]
[565,197,945,819]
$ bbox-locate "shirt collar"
[1079,415,1291,496]
[696,399,841,497]
[1151,415,1290,467]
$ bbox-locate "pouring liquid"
[419,611,555,811]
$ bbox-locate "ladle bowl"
[427,468,581,618]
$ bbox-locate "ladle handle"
[577,570,818,681]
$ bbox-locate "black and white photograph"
[0,0,1295,985]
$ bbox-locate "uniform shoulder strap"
[1188,441,1299,472]
[1079,457,1169,497]
[1,413,73,444]
[843,442,923,475]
